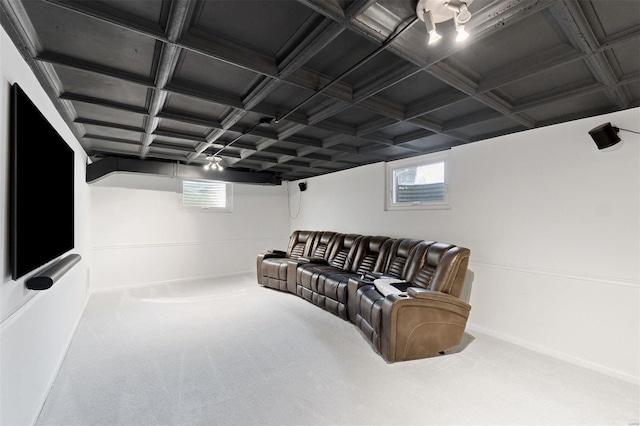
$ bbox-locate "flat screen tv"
[10,83,74,280]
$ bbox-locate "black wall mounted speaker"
[588,122,620,150]
[298,182,307,192]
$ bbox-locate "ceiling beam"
[140,0,191,159]
[86,156,281,185]
[548,0,629,109]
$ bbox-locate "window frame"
[385,151,450,211]
[181,179,233,212]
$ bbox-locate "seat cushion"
[261,258,290,291]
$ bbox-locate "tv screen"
[10,83,74,280]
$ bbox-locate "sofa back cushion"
[287,230,317,258]
[412,244,471,297]
[310,231,338,259]
[353,236,392,274]
[328,234,362,270]
[383,239,423,278]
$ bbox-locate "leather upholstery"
[286,232,339,294]
[296,234,370,320]
[256,230,471,362]
[352,241,471,362]
[258,230,317,291]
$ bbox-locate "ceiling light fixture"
[453,13,470,42]
[416,0,473,44]
[203,155,224,171]
[422,9,442,44]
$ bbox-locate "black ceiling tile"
[54,66,149,108]
[500,60,597,101]
[525,91,615,123]
[172,50,258,95]
[152,137,199,150]
[72,102,145,128]
[92,0,168,26]
[87,137,142,153]
[366,121,424,139]
[23,1,156,78]
[379,70,453,104]
[453,116,527,139]
[163,93,229,120]
[623,81,639,103]
[427,98,488,122]
[606,39,640,78]
[189,1,314,56]
[447,10,566,77]
[582,0,640,40]
[81,124,142,142]
[156,119,211,136]
[304,29,381,83]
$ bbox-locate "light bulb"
[456,25,469,42]
[204,162,211,170]
[428,30,442,44]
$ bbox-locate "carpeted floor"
[36,273,639,425]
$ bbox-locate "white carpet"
[36,273,639,425]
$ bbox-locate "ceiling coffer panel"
[1,0,638,184]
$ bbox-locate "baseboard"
[30,291,91,426]
[90,270,255,293]
[466,323,639,386]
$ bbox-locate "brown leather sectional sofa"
[256,230,471,363]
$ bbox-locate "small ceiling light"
[455,25,469,41]
[454,13,470,42]
[422,9,442,44]
[204,155,225,171]
[417,0,473,44]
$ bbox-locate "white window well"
[182,180,232,211]
[385,152,450,210]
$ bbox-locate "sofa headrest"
[425,243,454,267]
[317,232,336,244]
[368,236,390,252]
[395,239,422,258]
[297,230,315,242]
[343,234,361,247]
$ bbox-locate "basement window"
[385,152,450,210]
[182,180,232,211]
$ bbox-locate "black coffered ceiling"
[2,0,639,182]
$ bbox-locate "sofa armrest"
[378,292,471,362]
[361,271,384,280]
[268,249,287,256]
[406,288,471,311]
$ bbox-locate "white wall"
[0,26,91,425]
[90,174,290,290]
[290,108,640,384]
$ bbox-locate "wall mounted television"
[10,83,74,280]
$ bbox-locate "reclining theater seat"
[351,242,471,363]
[346,238,425,321]
[295,235,393,320]
[292,233,361,313]
[285,231,341,294]
[256,230,317,291]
